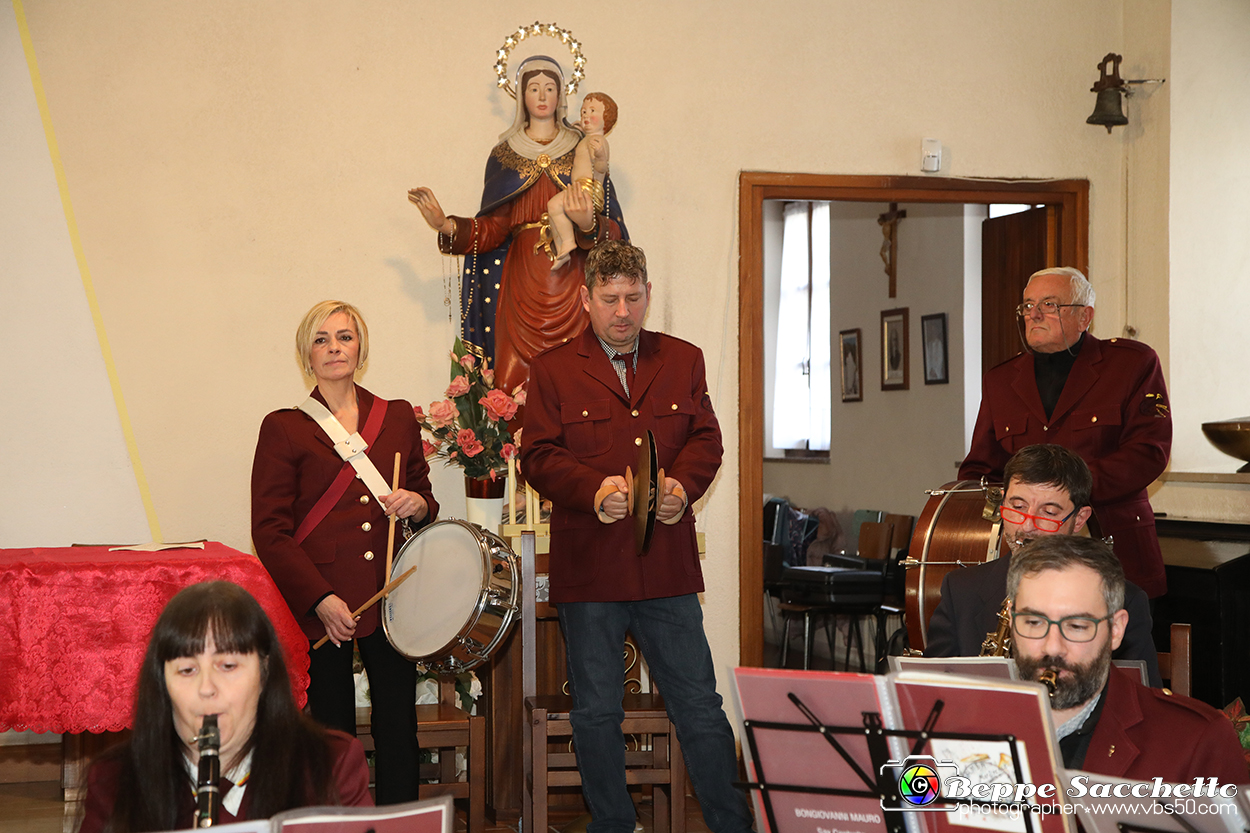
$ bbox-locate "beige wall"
[3,3,151,546]
[9,0,1180,698]
[1149,0,1250,521]
[1167,0,1250,472]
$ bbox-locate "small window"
[768,201,831,460]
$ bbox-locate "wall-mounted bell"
[1087,53,1129,133]
[1088,88,1128,131]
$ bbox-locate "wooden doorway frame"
[737,172,1089,666]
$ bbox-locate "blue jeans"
[559,596,755,833]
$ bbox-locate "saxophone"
[195,714,221,827]
[980,600,1058,698]
[979,598,1013,656]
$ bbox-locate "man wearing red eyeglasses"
[926,444,1161,685]
[960,267,1171,597]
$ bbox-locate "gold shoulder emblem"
[1140,392,1170,418]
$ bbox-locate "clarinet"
[194,714,221,827]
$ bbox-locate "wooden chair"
[842,520,895,669]
[856,520,894,561]
[1157,623,1192,697]
[845,509,885,554]
[780,521,896,672]
[876,514,915,660]
[519,531,687,833]
[882,513,914,553]
[777,600,838,669]
[356,676,486,833]
[763,542,787,626]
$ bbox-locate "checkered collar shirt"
[596,333,639,397]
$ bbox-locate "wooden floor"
[0,781,65,833]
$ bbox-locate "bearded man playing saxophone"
[1007,535,1245,781]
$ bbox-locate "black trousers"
[307,627,419,804]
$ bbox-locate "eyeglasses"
[1012,612,1110,643]
[1015,300,1084,317]
[999,505,1077,533]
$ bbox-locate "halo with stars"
[493,21,586,99]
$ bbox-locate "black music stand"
[733,668,1071,833]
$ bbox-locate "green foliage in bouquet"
[414,338,524,482]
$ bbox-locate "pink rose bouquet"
[480,388,520,423]
[415,337,524,481]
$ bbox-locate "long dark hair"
[100,582,338,831]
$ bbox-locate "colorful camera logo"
[899,763,941,806]
[880,755,959,812]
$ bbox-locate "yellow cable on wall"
[13,0,163,542]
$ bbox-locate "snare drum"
[382,519,519,674]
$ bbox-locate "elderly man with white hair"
[960,267,1172,598]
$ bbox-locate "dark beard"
[1016,641,1112,710]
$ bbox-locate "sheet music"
[733,668,1077,833]
[887,656,1018,681]
[152,795,453,833]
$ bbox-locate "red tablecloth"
[0,542,310,733]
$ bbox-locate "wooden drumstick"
[384,453,400,595]
[313,565,418,650]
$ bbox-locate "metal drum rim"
[380,518,519,671]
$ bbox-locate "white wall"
[1166,0,1250,473]
[1148,0,1250,521]
[1,4,150,546]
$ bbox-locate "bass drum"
[382,519,518,674]
[905,480,1003,651]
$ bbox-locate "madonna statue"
[409,56,628,398]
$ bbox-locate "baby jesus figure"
[546,92,618,271]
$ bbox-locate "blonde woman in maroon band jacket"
[250,300,438,804]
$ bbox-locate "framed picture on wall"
[839,328,862,402]
[881,308,909,391]
[921,312,949,384]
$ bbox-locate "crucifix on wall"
[878,202,907,297]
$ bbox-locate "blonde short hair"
[294,300,369,378]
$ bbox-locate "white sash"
[298,397,392,502]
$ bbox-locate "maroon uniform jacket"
[959,334,1171,596]
[1081,666,1249,784]
[252,386,439,641]
[79,730,373,833]
[521,328,722,603]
